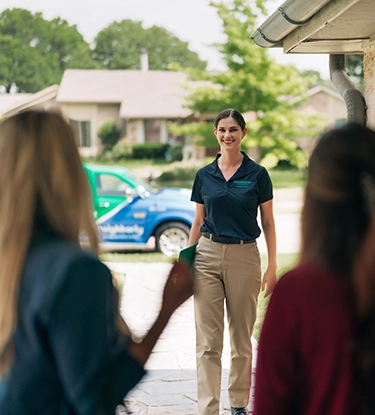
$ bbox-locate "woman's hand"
[261,267,277,297]
[162,261,194,313]
[127,261,193,366]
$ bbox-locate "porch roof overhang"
[251,0,375,55]
[1,85,59,118]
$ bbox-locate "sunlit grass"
[269,166,307,189]
[83,156,307,190]
[155,166,306,190]
[253,253,299,341]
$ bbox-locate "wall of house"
[301,91,347,127]
[125,118,169,143]
[97,105,121,129]
[297,90,347,154]
[364,48,375,129]
[60,103,120,156]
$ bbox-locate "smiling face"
[214,116,247,151]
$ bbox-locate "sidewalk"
[108,187,303,414]
[112,262,253,415]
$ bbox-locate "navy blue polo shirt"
[191,152,273,241]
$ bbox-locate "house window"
[144,119,161,142]
[70,120,91,147]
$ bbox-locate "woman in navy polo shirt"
[188,108,277,415]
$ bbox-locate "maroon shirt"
[254,263,362,415]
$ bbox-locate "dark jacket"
[0,225,145,415]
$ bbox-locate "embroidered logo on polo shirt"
[234,180,251,188]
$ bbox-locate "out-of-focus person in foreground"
[0,110,193,415]
[254,123,375,415]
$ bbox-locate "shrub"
[111,142,170,160]
[97,120,121,149]
[131,143,169,159]
[168,144,183,162]
[111,141,134,159]
[156,166,198,182]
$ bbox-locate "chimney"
[140,49,149,72]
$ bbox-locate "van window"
[96,174,130,196]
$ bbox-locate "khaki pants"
[194,236,261,415]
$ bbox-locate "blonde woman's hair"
[0,110,99,375]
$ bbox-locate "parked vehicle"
[83,163,194,256]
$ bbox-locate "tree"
[92,19,207,70]
[345,54,364,91]
[300,69,337,91]
[0,8,98,92]
[170,0,325,168]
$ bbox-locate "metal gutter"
[251,0,331,48]
[329,55,366,125]
[250,0,367,124]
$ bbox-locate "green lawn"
[253,253,299,340]
[269,167,306,189]
[83,156,171,170]
[84,156,306,190]
[156,164,306,190]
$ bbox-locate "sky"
[1,0,330,79]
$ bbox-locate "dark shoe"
[231,407,249,415]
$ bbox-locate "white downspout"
[329,54,366,125]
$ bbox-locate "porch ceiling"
[251,0,375,54]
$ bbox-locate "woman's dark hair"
[300,123,375,274]
[214,108,246,130]
[300,123,375,414]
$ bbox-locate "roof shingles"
[57,69,192,119]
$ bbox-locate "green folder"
[178,243,197,266]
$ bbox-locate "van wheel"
[154,222,190,257]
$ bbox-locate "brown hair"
[214,108,246,130]
[300,123,375,278]
[301,123,375,412]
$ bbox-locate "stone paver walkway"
[110,262,256,415]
